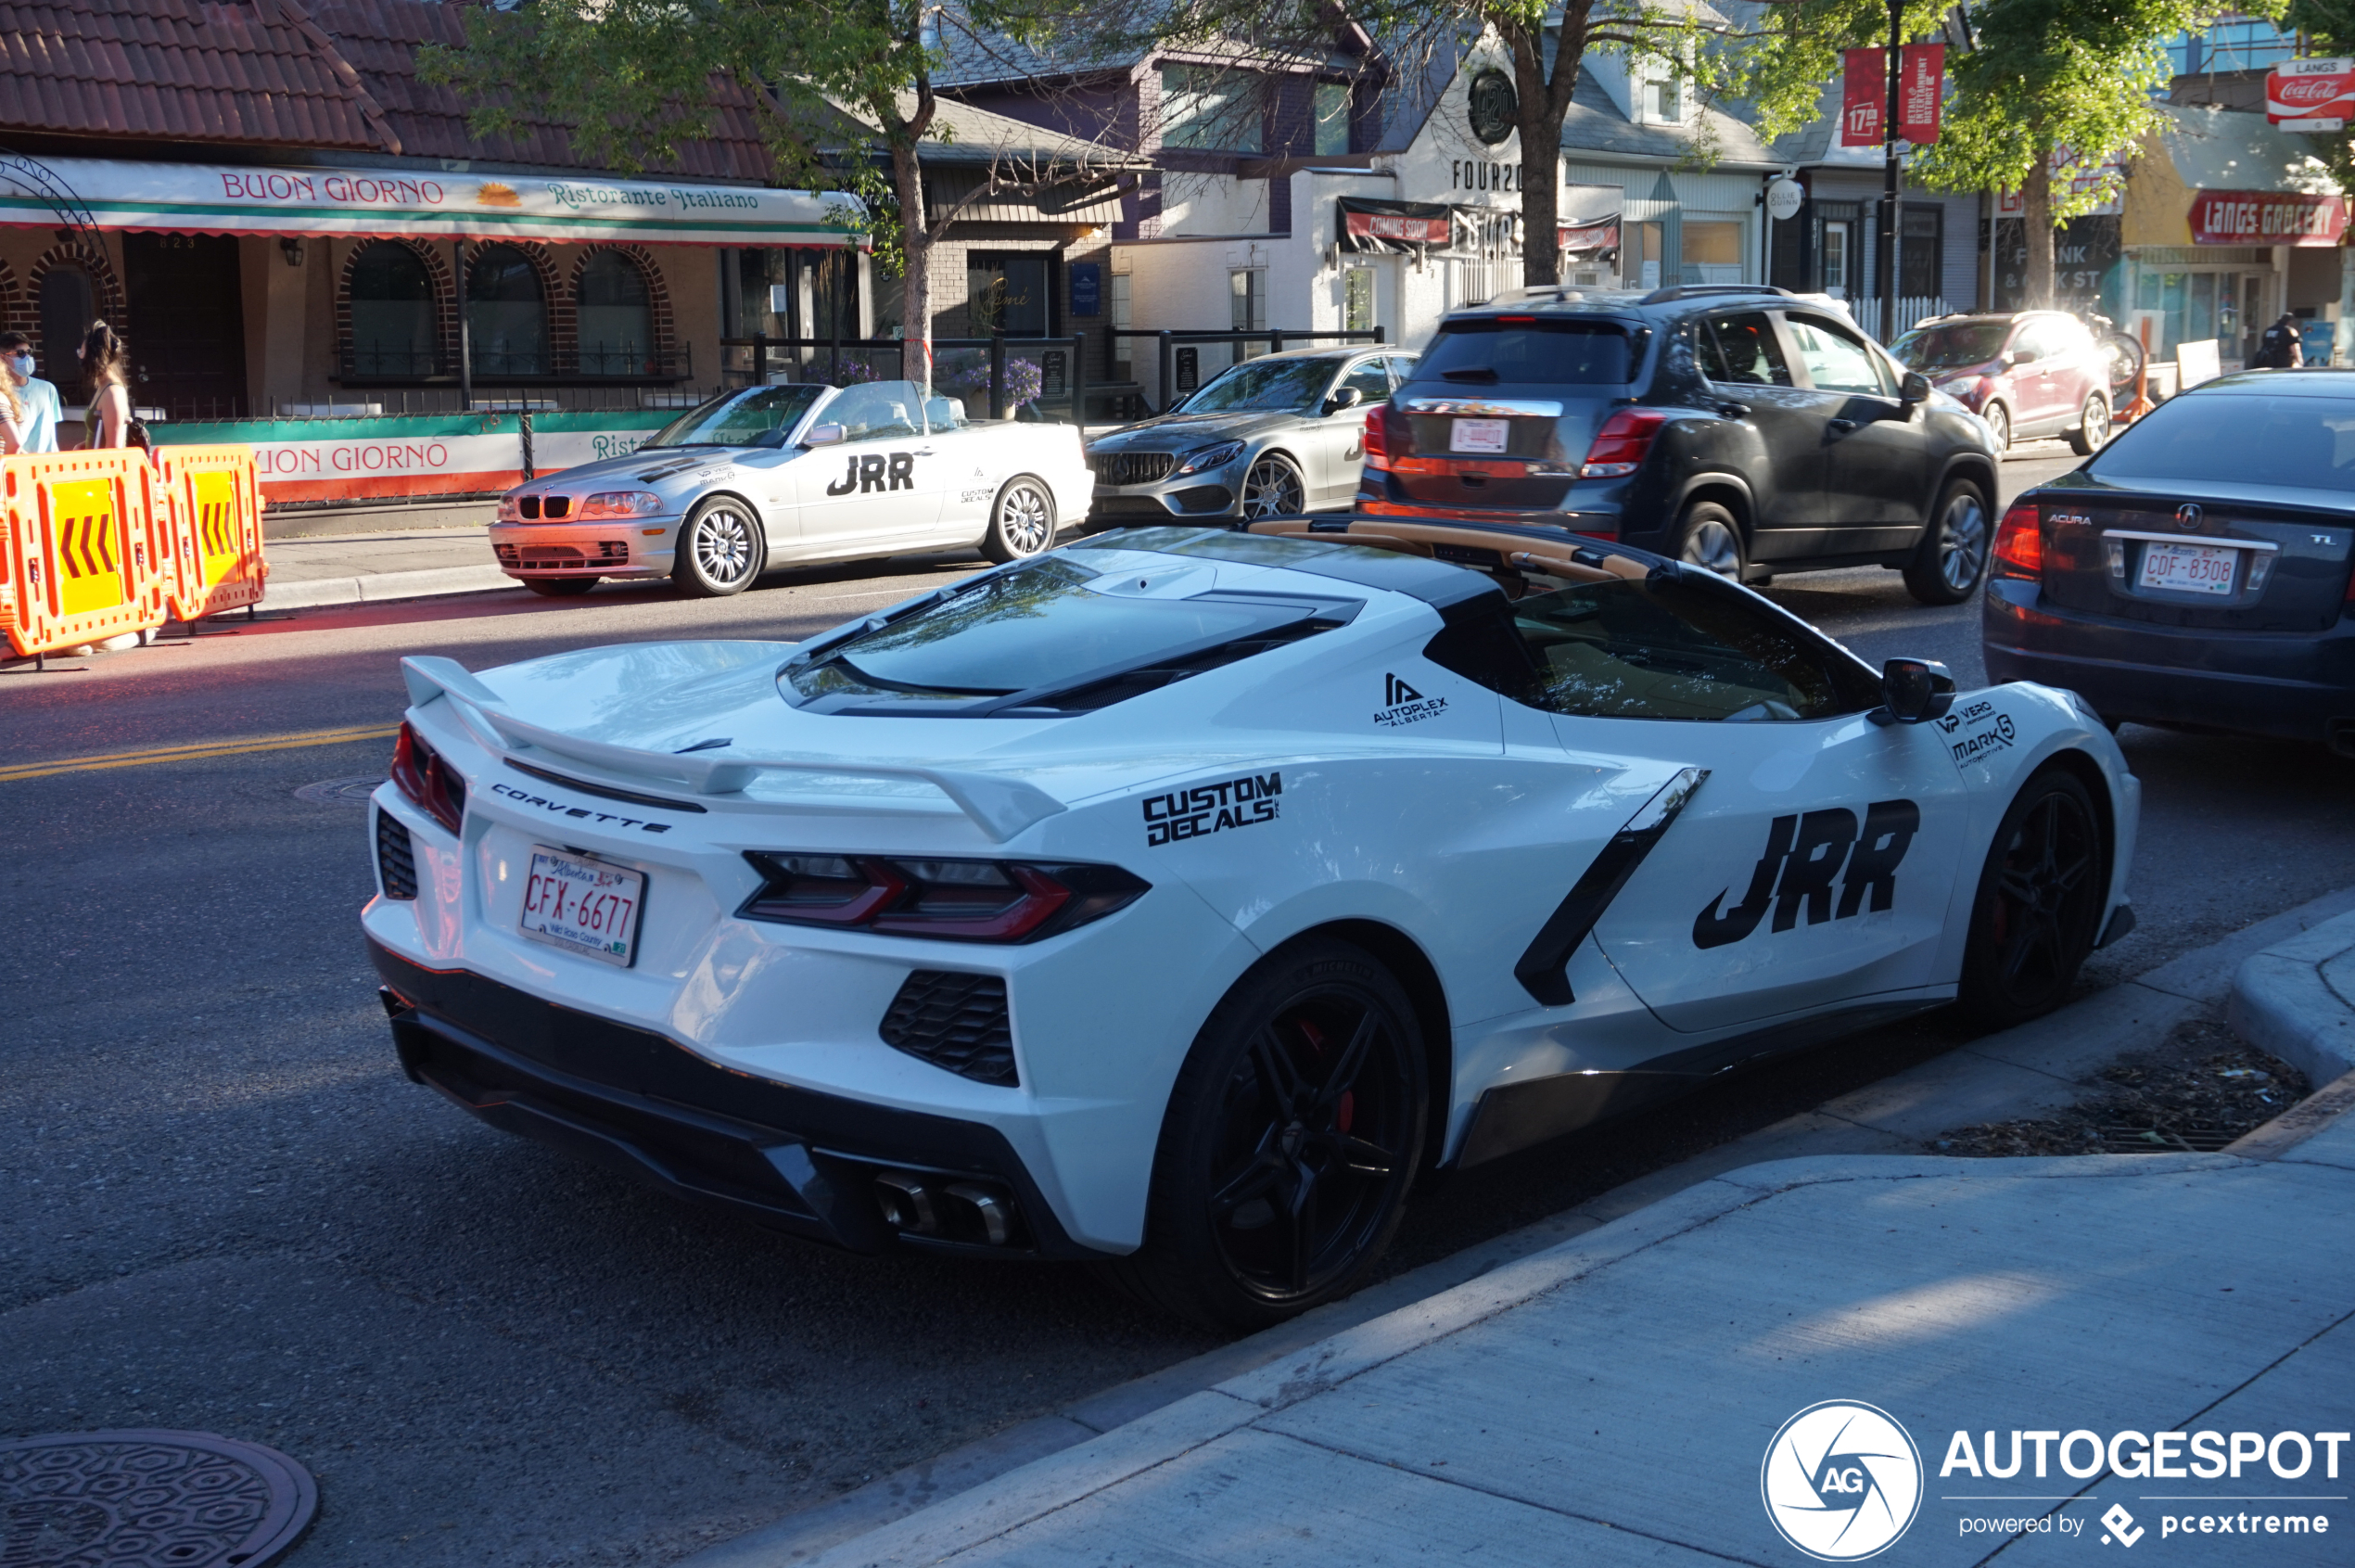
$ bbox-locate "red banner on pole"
[1898,44,1943,144]
[1839,49,1885,147]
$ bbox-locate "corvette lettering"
[490,781,673,833]
[1692,798,1920,949]
[1142,771,1280,847]
[824,452,919,496]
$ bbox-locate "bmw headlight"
[580,491,665,518]
[1172,440,1245,477]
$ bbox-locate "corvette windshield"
[643,386,827,449]
[785,556,1350,712]
[1178,358,1338,414]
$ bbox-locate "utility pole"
[1878,0,1903,341]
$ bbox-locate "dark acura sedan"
[1984,372,2355,754]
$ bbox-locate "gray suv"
[1085,347,1416,524]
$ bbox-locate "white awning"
[0,157,865,249]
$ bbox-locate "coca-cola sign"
[2267,57,2355,128]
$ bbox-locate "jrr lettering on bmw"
[1143,772,1281,848]
[824,452,919,495]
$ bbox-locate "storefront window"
[1901,206,1942,299]
[468,244,547,377]
[578,250,653,376]
[1162,65,1263,152]
[969,254,1050,337]
[39,263,94,378]
[1681,220,1743,285]
[1315,83,1350,157]
[349,242,436,376]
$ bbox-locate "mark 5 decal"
[1143,771,1281,847]
[1374,672,1448,728]
[825,453,920,496]
[1936,699,2017,764]
[1692,799,1919,949]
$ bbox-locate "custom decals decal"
[1936,698,2017,764]
[1692,798,1919,949]
[1374,672,1448,728]
[959,487,996,504]
[824,452,919,496]
[490,781,674,834]
[1142,771,1281,847]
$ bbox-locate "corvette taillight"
[390,721,466,834]
[1362,404,1391,471]
[738,853,1149,943]
[1579,410,1667,478]
[1993,504,2043,578]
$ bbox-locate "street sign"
[2268,58,2355,130]
[1765,178,1803,221]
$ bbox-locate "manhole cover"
[294,776,382,806]
[0,1431,315,1568]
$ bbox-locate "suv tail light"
[1362,403,1390,471]
[390,721,466,834]
[739,853,1149,943]
[1993,504,2043,577]
[1579,410,1667,478]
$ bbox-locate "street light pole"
[1877,0,1903,341]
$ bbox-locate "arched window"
[40,264,95,383]
[349,242,436,376]
[578,251,653,376]
[467,245,546,376]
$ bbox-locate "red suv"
[1892,312,2113,456]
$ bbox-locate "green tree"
[1914,0,2248,309]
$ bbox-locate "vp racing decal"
[1936,698,2017,765]
[1143,771,1279,848]
[490,781,674,834]
[1692,799,1919,949]
[825,452,919,495]
[1374,672,1448,728]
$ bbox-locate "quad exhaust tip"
[872,1171,1017,1247]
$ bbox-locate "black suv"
[1357,285,2003,604]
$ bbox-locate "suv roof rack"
[1636,284,1793,306]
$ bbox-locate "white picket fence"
[1846,296,1953,340]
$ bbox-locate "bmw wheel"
[1982,401,2012,454]
[981,475,1056,563]
[1240,454,1306,519]
[2068,394,2112,456]
[1902,478,1992,606]
[1957,767,2106,1029]
[673,498,763,598]
[1674,500,1745,581]
[1106,937,1427,1330]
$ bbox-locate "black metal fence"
[718,334,1089,422]
[1109,328,1386,414]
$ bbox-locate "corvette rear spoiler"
[399,655,1068,842]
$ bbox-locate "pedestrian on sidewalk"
[78,321,137,449]
[0,331,62,452]
[2253,312,2305,370]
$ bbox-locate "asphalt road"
[6,446,2354,1566]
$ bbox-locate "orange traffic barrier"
[156,444,268,620]
[0,449,171,659]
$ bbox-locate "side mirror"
[1324,386,1365,415]
[1900,370,1931,404]
[2004,348,2034,367]
[1872,657,1956,725]
[804,422,846,447]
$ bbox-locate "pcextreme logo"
[1762,1401,1925,1561]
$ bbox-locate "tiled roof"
[313,0,776,178]
[0,0,401,150]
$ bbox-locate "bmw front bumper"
[488,519,680,581]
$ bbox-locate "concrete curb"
[2228,907,2355,1089]
[261,564,518,610]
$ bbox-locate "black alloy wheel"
[523,577,597,598]
[1106,938,1427,1330]
[1958,768,2106,1028]
[1902,478,1992,606]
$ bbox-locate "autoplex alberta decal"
[1935,696,2016,766]
[1374,671,1448,728]
[1936,1423,2348,1551]
[1141,771,1279,848]
[1694,800,1920,950]
[1762,1400,1925,1561]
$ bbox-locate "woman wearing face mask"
[0,332,62,452]
[79,320,134,450]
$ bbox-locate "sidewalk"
[753,908,2355,1568]
[260,524,513,610]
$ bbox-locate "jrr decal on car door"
[824,453,920,495]
[1692,800,1921,948]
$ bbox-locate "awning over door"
[0,157,865,248]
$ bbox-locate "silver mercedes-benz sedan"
[1083,346,1416,525]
